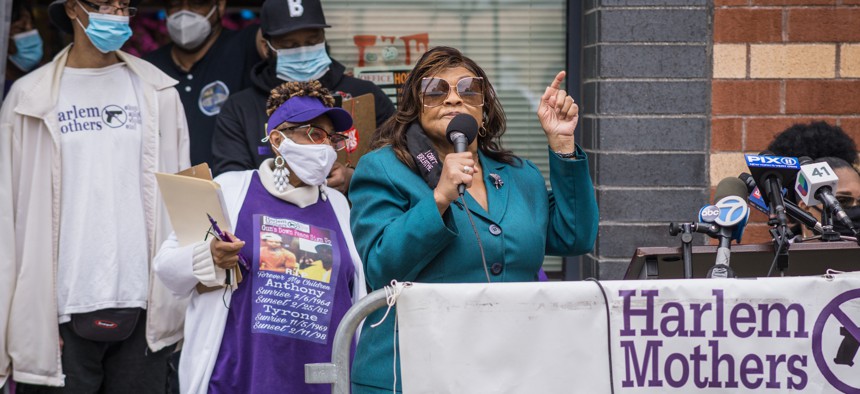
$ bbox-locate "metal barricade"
[305,288,389,394]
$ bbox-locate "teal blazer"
[349,145,599,391]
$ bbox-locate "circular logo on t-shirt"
[101,105,127,128]
[199,80,230,116]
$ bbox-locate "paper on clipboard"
[155,163,232,247]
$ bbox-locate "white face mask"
[275,135,337,186]
[166,6,216,50]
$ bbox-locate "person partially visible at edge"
[767,121,860,237]
[793,157,860,240]
[5,0,44,97]
[210,0,395,193]
[153,80,366,394]
[145,0,262,167]
[348,46,599,393]
[767,121,859,167]
[0,0,190,391]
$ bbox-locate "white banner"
[396,272,860,393]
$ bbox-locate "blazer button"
[489,224,502,236]
[490,263,503,275]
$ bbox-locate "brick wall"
[711,0,860,243]
[581,0,711,278]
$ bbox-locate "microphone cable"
[586,277,616,394]
[460,195,491,283]
[766,225,789,277]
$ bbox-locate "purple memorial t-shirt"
[209,173,356,394]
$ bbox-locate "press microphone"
[713,177,750,243]
[446,114,479,196]
[739,173,824,235]
[707,177,750,279]
[795,157,857,234]
[745,152,800,227]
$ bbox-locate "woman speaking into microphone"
[348,46,599,393]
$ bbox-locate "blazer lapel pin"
[489,173,504,190]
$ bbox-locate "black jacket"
[210,58,395,176]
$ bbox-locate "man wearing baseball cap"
[0,0,190,391]
[210,0,395,193]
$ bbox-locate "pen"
[207,214,250,283]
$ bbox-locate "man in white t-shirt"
[0,0,191,391]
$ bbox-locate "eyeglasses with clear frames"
[275,124,348,151]
[78,0,138,16]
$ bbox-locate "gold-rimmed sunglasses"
[420,76,485,108]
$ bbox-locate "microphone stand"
[669,222,719,279]
[681,227,694,279]
[762,178,792,275]
[818,204,844,242]
[768,226,790,276]
[707,227,736,279]
[673,223,694,279]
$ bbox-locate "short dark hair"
[767,121,859,165]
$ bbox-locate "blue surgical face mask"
[268,41,332,82]
[9,29,43,72]
[75,2,133,54]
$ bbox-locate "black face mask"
[833,206,860,236]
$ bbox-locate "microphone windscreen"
[714,177,749,203]
[798,156,813,165]
[446,114,479,146]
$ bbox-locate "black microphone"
[446,114,479,196]
[796,157,857,234]
[739,173,824,235]
[744,151,800,227]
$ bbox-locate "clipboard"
[156,163,242,287]
[155,163,232,247]
[337,93,377,168]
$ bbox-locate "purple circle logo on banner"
[812,288,860,393]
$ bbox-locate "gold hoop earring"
[478,123,488,138]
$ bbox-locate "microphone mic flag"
[745,152,800,226]
[740,172,824,235]
[713,177,750,243]
[795,156,839,207]
[706,177,750,279]
[796,157,856,233]
[446,114,479,195]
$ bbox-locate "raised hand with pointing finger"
[538,71,579,155]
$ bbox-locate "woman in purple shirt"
[154,81,366,394]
